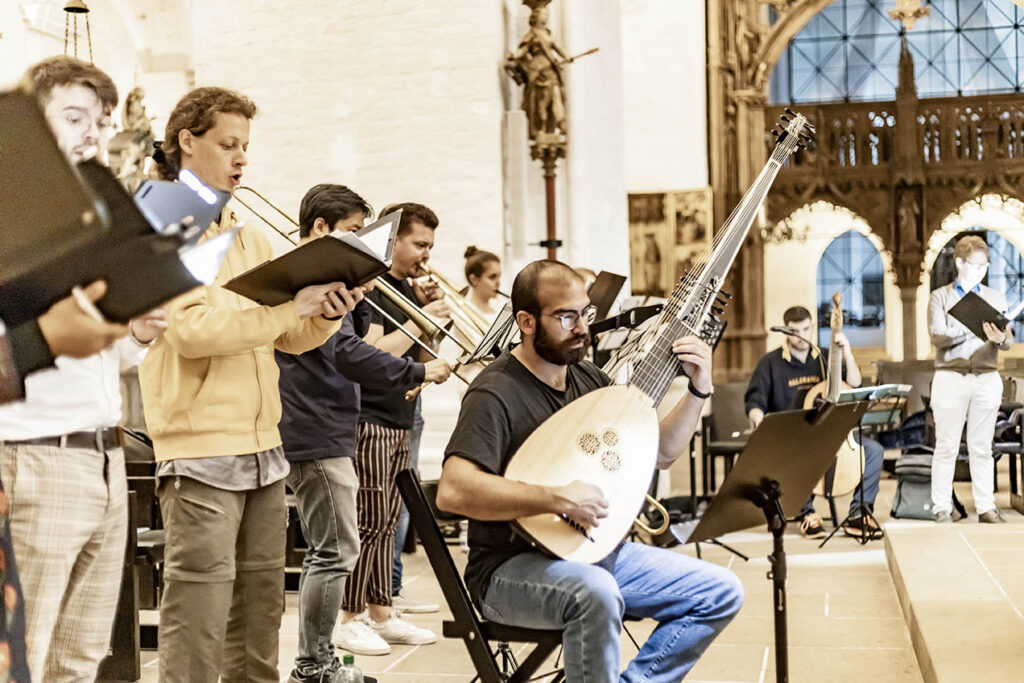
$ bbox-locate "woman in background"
[463,246,503,323]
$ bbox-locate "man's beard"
[534,320,590,365]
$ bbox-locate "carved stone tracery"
[709,0,1024,371]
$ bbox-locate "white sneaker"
[367,613,438,645]
[392,592,440,614]
[335,618,391,656]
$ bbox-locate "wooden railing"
[767,93,1024,180]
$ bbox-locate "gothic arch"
[763,200,903,357]
[913,193,1024,357]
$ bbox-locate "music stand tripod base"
[683,402,868,683]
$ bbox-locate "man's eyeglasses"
[538,305,598,330]
[52,107,114,139]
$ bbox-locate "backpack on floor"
[890,451,967,520]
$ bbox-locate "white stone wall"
[189,0,509,282]
[1,0,140,105]
[620,0,708,191]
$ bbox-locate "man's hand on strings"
[671,335,713,395]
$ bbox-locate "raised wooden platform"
[885,518,1024,683]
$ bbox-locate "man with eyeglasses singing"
[929,234,1013,524]
[437,260,743,683]
[0,56,168,681]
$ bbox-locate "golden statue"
[504,1,596,143]
[114,87,155,192]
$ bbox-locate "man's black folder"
[224,212,400,306]
[0,159,235,324]
[948,291,1008,342]
[0,95,236,326]
[0,90,107,282]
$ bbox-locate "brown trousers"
[157,475,286,683]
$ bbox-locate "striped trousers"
[342,422,410,613]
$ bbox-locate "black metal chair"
[396,469,564,683]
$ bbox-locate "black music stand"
[683,401,868,683]
[818,385,909,549]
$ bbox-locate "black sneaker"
[288,663,378,683]
[287,667,329,683]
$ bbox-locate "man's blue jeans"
[799,433,885,519]
[285,457,360,674]
[392,397,423,594]
[479,543,744,682]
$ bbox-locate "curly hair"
[21,56,118,113]
[155,87,257,180]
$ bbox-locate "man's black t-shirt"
[359,273,420,430]
[443,350,611,604]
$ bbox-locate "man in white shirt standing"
[0,56,167,680]
[928,234,1012,524]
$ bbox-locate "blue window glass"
[931,230,1024,342]
[771,0,1024,105]
[817,230,886,347]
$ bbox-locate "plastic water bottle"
[335,654,363,683]
[458,519,469,553]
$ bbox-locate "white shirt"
[0,338,148,440]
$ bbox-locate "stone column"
[559,0,630,276]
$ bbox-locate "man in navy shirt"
[745,305,884,539]
[276,184,451,683]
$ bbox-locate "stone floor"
[140,464,1014,682]
[886,518,1024,683]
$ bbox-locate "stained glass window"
[817,230,886,347]
[771,0,1024,104]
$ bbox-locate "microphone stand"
[818,403,884,548]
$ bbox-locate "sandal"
[799,512,826,538]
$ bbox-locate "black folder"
[587,271,627,320]
[0,97,236,325]
[224,211,400,306]
[0,90,108,281]
[948,291,1008,342]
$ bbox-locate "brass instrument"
[232,186,470,382]
[418,264,491,348]
[403,264,505,401]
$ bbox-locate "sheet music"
[179,228,240,285]
[464,301,518,364]
[333,231,383,262]
[349,209,401,265]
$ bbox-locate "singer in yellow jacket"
[137,85,359,683]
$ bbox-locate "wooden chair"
[396,469,564,683]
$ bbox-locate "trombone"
[233,186,472,383]
[417,263,493,349]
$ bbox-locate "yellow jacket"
[139,210,341,461]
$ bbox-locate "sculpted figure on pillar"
[504,1,573,142]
